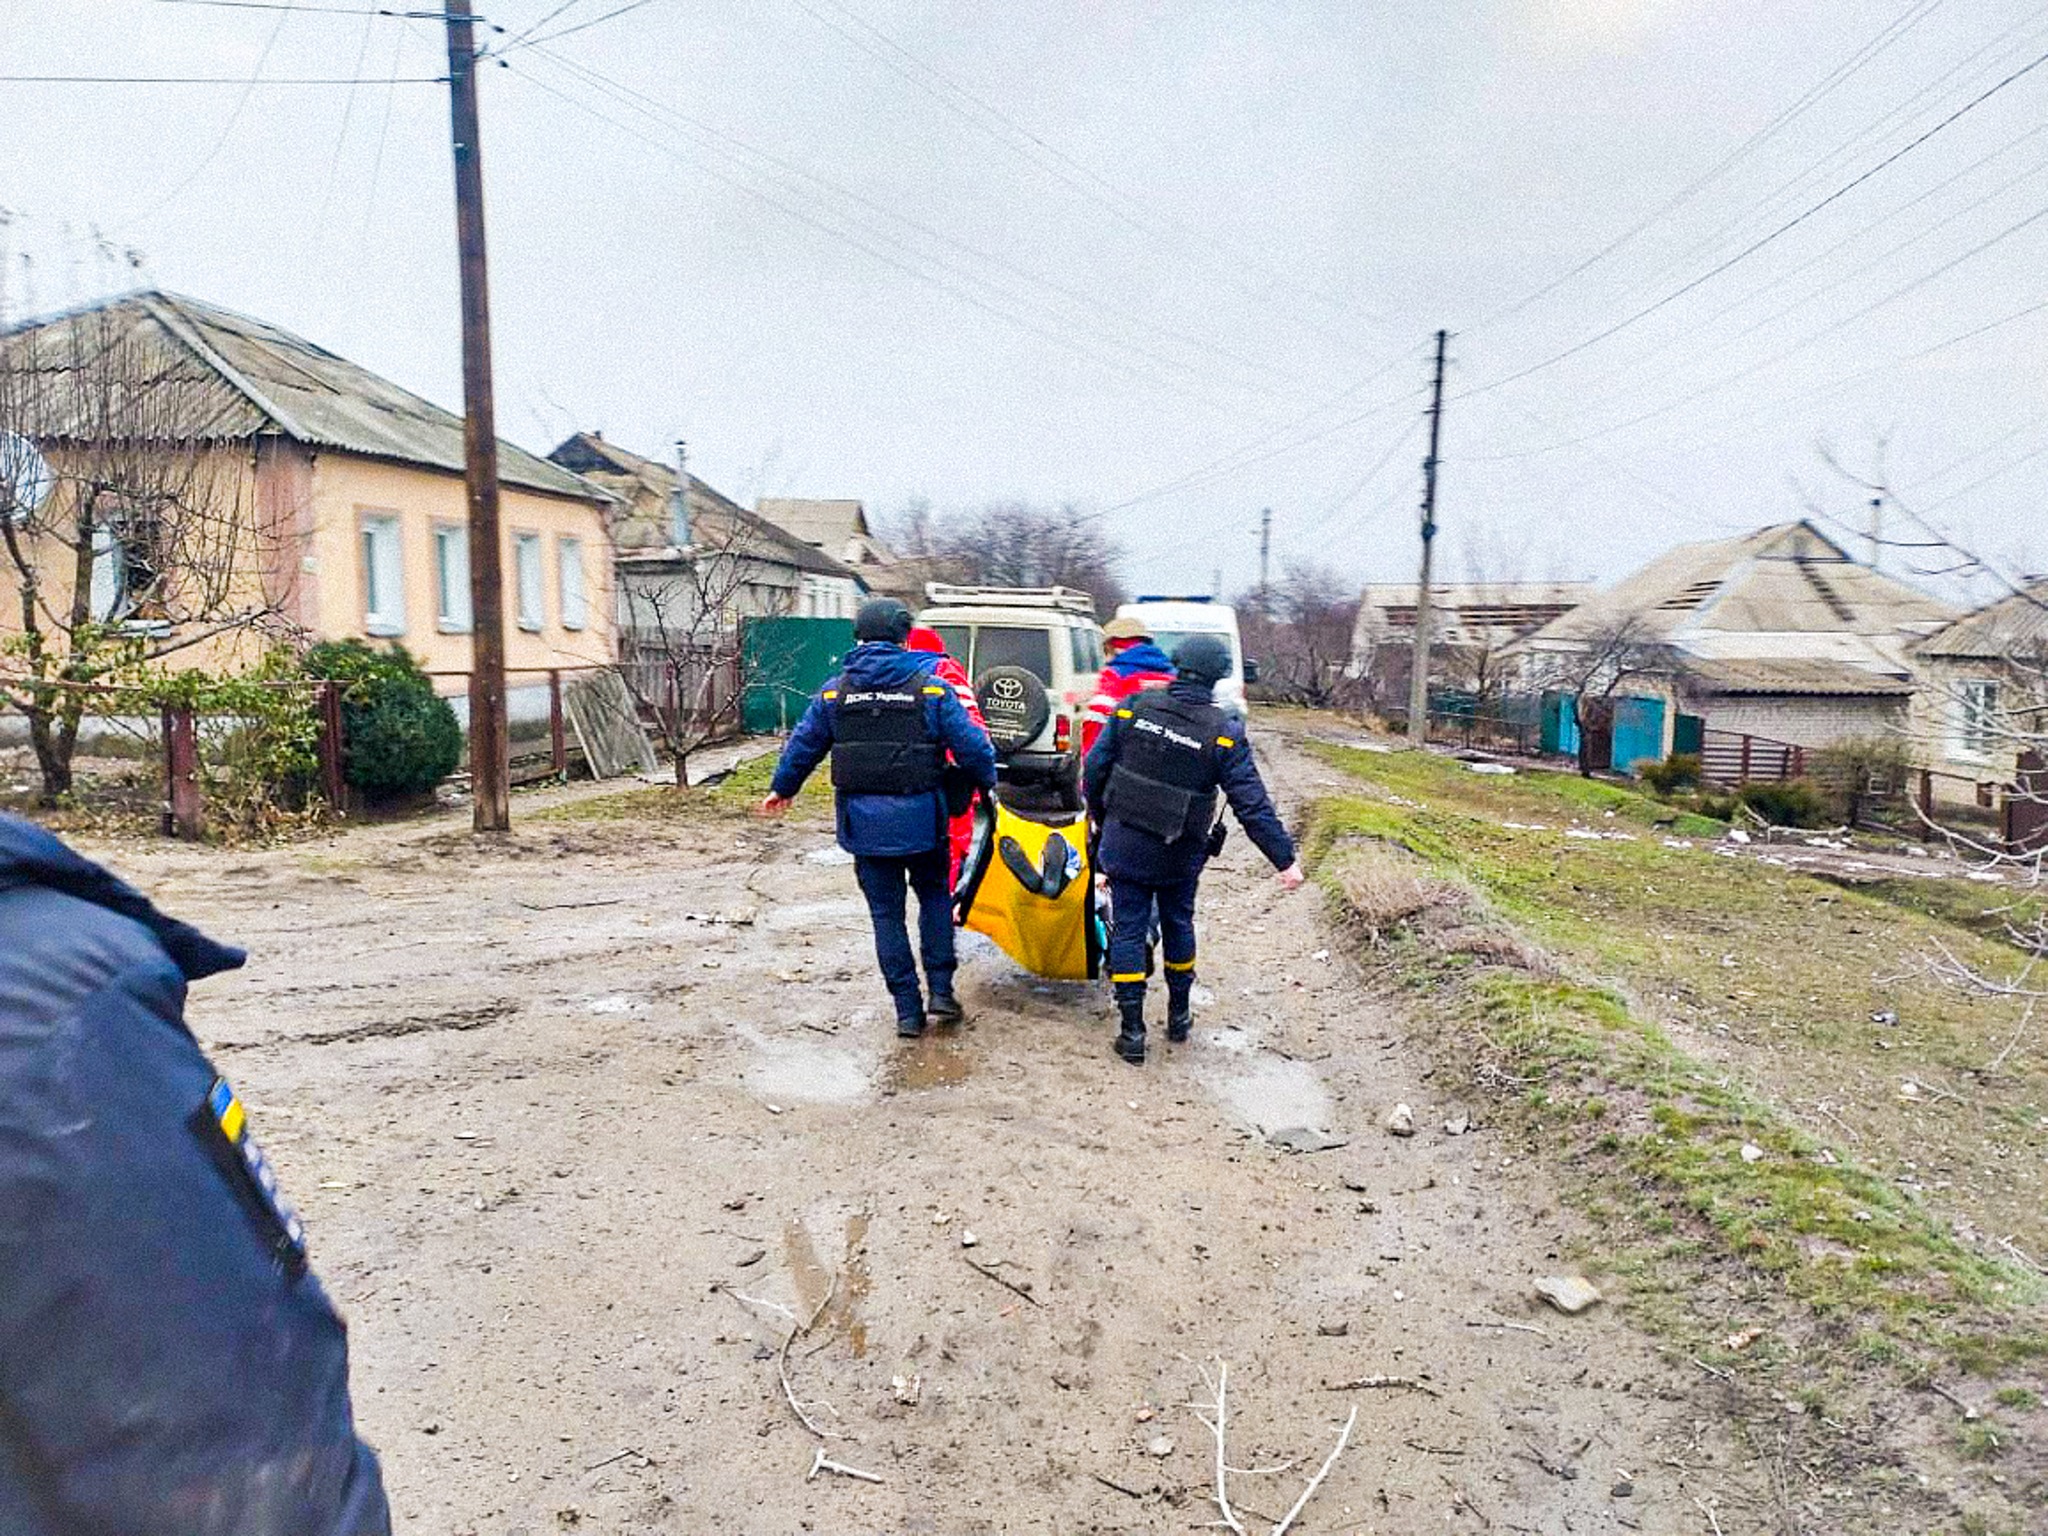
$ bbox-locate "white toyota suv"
[917,584,1104,809]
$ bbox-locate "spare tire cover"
[976,665,1050,755]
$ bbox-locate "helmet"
[854,597,914,643]
[1171,634,1232,685]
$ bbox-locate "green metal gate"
[741,616,855,734]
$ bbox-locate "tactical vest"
[827,678,946,796]
[1103,690,1230,844]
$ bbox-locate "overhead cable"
[1458,42,2048,401]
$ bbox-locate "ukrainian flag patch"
[200,1077,308,1275]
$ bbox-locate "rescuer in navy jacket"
[763,597,998,1036]
[1083,635,1304,1064]
[0,814,390,1536]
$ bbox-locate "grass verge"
[1303,741,2047,1520]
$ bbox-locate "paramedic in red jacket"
[1079,615,1176,757]
[907,625,985,886]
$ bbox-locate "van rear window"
[973,626,1054,684]
[1150,630,1235,677]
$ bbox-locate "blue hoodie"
[0,815,390,1536]
[1104,640,1175,680]
[771,641,999,857]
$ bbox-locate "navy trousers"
[854,847,956,1017]
[1106,875,1199,993]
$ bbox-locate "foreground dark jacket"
[1083,678,1296,884]
[771,641,998,857]
[0,814,390,1536]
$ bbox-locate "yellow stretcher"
[953,794,1103,982]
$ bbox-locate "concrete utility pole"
[1869,494,1884,574]
[444,0,510,833]
[1406,329,1448,748]
[1257,507,1272,614]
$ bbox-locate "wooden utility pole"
[444,0,510,832]
[1257,506,1272,614]
[1406,329,1448,748]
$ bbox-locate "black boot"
[1112,985,1147,1065]
[927,990,965,1027]
[895,995,926,1038]
[1165,971,1195,1043]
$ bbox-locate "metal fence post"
[161,703,202,839]
[548,668,568,778]
[316,681,347,810]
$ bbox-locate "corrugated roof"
[1917,580,2048,659]
[547,433,859,580]
[4,290,604,502]
[756,496,873,551]
[1519,521,1955,653]
[1683,656,1915,697]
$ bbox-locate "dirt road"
[98,736,1781,1534]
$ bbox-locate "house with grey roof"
[1908,579,2048,806]
[1511,520,1958,757]
[2,289,617,685]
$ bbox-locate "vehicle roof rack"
[923,583,1097,614]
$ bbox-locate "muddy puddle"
[1200,1052,1335,1141]
[760,898,867,934]
[784,1211,872,1357]
[882,1033,973,1091]
[736,1026,870,1104]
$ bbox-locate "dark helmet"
[854,597,914,644]
[1172,634,1232,685]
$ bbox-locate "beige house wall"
[306,453,614,684]
[1694,695,1907,750]
[1906,655,2036,807]
[0,442,292,676]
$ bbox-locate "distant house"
[1909,580,2048,805]
[1,291,616,689]
[1352,580,1589,704]
[756,497,892,568]
[545,434,864,636]
[1512,520,1958,758]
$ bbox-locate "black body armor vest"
[828,679,946,796]
[1103,690,1227,843]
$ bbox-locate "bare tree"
[1525,613,1676,775]
[0,294,296,803]
[614,509,797,785]
[1239,562,1360,709]
[879,499,1127,616]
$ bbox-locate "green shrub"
[1639,752,1703,796]
[1738,777,1833,829]
[305,640,462,800]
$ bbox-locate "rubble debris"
[1534,1276,1603,1315]
[1383,1103,1416,1137]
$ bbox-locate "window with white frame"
[514,532,545,632]
[557,535,588,631]
[434,524,472,633]
[361,513,406,636]
[1955,678,2000,759]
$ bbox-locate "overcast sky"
[5,0,2044,602]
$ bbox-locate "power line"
[1613,9,2048,314]
[1467,0,1951,334]
[1462,202,2048,464]
[500,0,660,50]
[152,0,445,12]
[503,55,1302,420]
[0,72,443,83]
[520,43,1336,402]
[777,0,1393,358]
[1535,128,2048,433]
[1459,42,2048,401]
